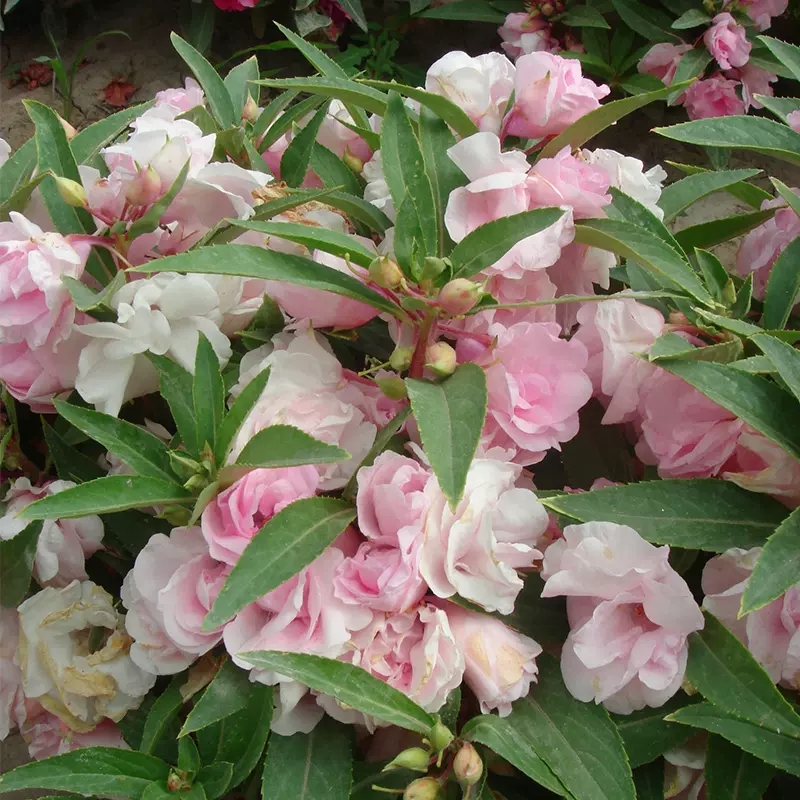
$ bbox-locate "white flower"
[581,148,667,220]
[363,151,395,222]
[0,137,11,167]
[17,581,156,732]
[1,608,22,740]
[75,272,234,416]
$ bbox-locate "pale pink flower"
[0,608,22,740]
[682,75,745,119]
[638,43,693,86]
[737,189,800,298]
[542,521,704,713]
[122,527,228,675]
[636,370,744,478]
[574,299,666,424]
[420,458,549,614]
[740,0,788,31]
[463,320,592,465]
[527,147,611,219]
[316,100,372,164]
[201,467,319,565]
[704,13,751,70]
[736,64,778,111]
[155,78,204,113]
[0,479,104,588]
[503,52,609,140]
[426,51,515,134]
[703,547,799,688]
[498,13,558,60]
[788,110,800,132]
[462,269,557,330]
[663,737,706,800]
[0,138,10,166]
[441,602,541,716]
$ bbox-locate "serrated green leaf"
[704,734,774,800]
[197,763,233,800]
[671,9,711,28]
[215,368,270,464]
[309,143,362,195]
[193,334,225,454]
[280,102,330,188]
[147,354,198,456]
[560,5,611,28]
[0,520,43,607]
[225,56,259,118]
[757,36,800,83]
[417,0,506,22]
[0,138,36,205]
[611,0,679,42]
[180,659,250,736]
[659,169,762,223]
[762,237,800,331]
[255,77,388,116]
[232,424,349,469]
[674,208,775,252]
[140,678,184,758]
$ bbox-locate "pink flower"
[503,52,609,141]
[420,458,549,614]
[1,608,22,740]
[316,100,373,165]
[737,64,778,111]
[321,604,464,724]
[0,479,104,588]
[737,189,800,298]
[788,110,800,132]
[527,147,611,219]
[542,521,704,713]
[703,548,799,687]
[441,602,542,716]
[682,76,745,119]
[0,138,10,167]
[724,429,800,508]
[214,0,256,10]
[547,243,616,328]
[461,270,557,331]
[663,737,706,800]
[498,13,558,61]
[426,52,515,134]
[704,13,751,70]
[638,43,693,86]
[155,78,204,113]
[740,0,788,31]
[201,467,320,566]
[573,299,666,424]
[464,320,592,465]
[121,526,228,675]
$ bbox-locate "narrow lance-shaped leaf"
[0,520,43,607]
[148,354,198,456]
[0,137,37,205]
[254,77,388,116]
[204,497,356,629]
[233,424,349,469]
[128,160,190,241]
[406,363,487,511]
[757,36,800,83]
[140,677,184,757]
[674,208,775,252]
[180,658,251,736]
[658,169,762,223]
[224,55,259,118]
[214,367,270,464]
[310,144,362,196]
[193,334,225,454]
[238,652,437,734]
[751,333,800,404]
[704,734,774,800]
[281,102,330,188]
[762,237,800,331]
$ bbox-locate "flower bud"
[403,777,441,800]
[425,342,457,377]
[390,346,414,372]
[453,743,483,788]
[343,149,364,175]
[421,256,448,283]
[58,114,78,141]
[125,166,162,207]
[55,176,87,208]
[400,296,430,313]
[376,376,408,401]
[369,255,404,289]
[169,451,203,481]
[438,279,481,316]
[426,721,454,753]
[242,93,259,123]
[384,747,431,774]
[166,769,191,792]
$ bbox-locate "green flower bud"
[426,721,454,753]
[242,93,259,123]
[390,346,414,372]
[369,255,404,289]
[425,342,457,377]
[383,747,431,773]
[421,256,449,282]
[376,376,408,400]
[403,777,442,800]
[438,278,482,316]
[55,176,87,208]
[343,149,365,175]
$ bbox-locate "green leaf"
[0,137,36,205]
[258,95,326,153]
[671,8,711,28]
[178,737,200,776]
[574,219,713,306]
[505,574,570,646]
[632,760,664,800]
[762,237,800,330]
[686,612,800,736]
[180,659,250,737]
[665,161,771,209]
[42,419,104,483]
[225,56,259,118]
[667,703,800,777]
[0,171,48,221]
[450,209,566,279]
[541,479,788,552]
[232,424,349,469]
[260,717,352,800]
[0,748,170,799]
[335,0,367,30]
[540,80,690,159]
[281,102,330,188]
[255,77,388,116]
[418,107,465,257]
[0,520,43,607]
[52,400,177,484]
[667,48,714,104]
[694,249,730,303]
[674,208,775,252]
[648,334,743,364]
[322,190,393,233]
[237,652,436,734]
[406,363,487,511]
[128,160,191,241]
[227,219,375,267]
[20,475,192,519]
[463,654,635,800]
[704,734,774,800]
[197,763,233,800]
[193,334,225,454]
[607,188,684,254]
[71,102,154,164]
[751,333,800,404]
[560,5,611,28]
[655,117,800,167]
[252,88,300,144]
[204,497,356,629]
[417,0,506,22]
[611,695,697,769]
[770,178,800,219]
[740,506,800,616]
[658,359,800,460]
[140,678,183,758]
[148,354,198,456]
[757,36,800,83]
[659,169,762,223]
[310,144,362,195]
[171,33,237,128]
[755,94,800,124]
[130,245,401,318]
[360,80,478,139]
[215,368,270,464]
[611,0,678,41]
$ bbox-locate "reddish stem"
[408,315,436,379]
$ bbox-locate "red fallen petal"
[103,78,137,107]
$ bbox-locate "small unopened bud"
[369,255,404,289]
[454,743,483,788]
[541,2,555,16]
[242,93,259,123]
[425,342,457,377]
[55,176,87,208]
[390,346,414,372]
[166,769,191,792]
[58,114,78,140]
[169,451,203,481]
[426,721,454,753]
[342,149,364,174]
[125,166,162,207]
[384,747,430,773]
[403,777,441,800]
[376,376,408,400]
[421,256,448,283]
[438,278,481,316]
[668,311,690,326]
[722,279,737,306]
